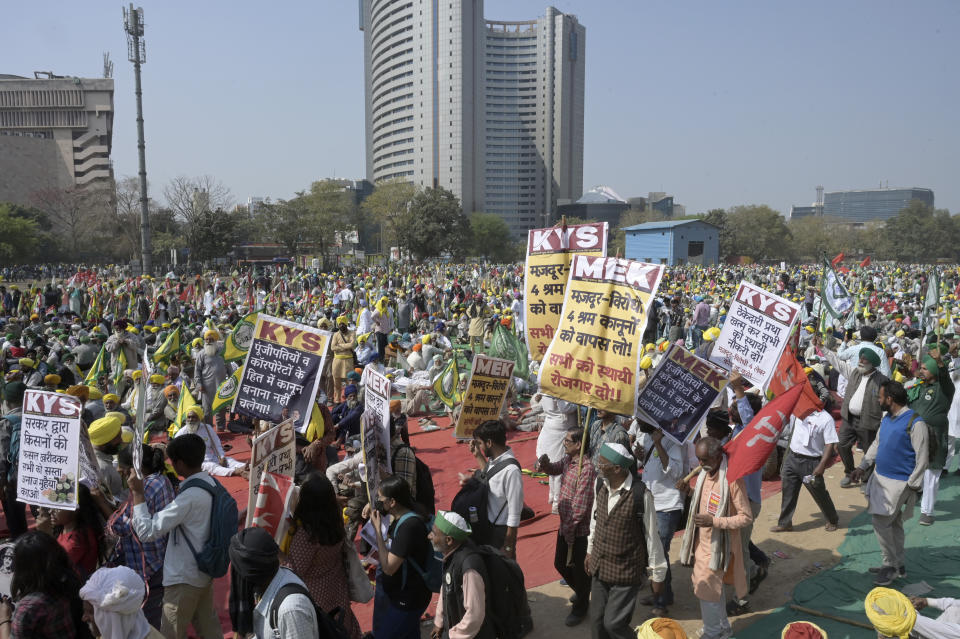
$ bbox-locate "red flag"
[768,347,823,420]
[724,383,804,483]
[860,256,871,268]
[251,471,298,543]
[831,252,844,267]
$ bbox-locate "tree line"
[0,176,523,268]
[608,200,955,264]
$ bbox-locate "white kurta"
[534,394,578,505]
[175,422,245,476]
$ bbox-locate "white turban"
[78,566,151,639]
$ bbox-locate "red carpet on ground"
[0,411,791,637]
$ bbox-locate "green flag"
[820,258,853,319]
[488,324,529,379]
[433,358,463,409]
[83,345,108,388]
[153,327,181,364]
[223,311,259,363]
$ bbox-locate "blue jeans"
[373,574,427,639]
[655,509,684,607]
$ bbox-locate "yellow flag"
[153,327,181,364]
[212,366,242,414]
[305,402,325,442]
[169,384,199,437]
[223,312,259,362]
[84,345,108,388]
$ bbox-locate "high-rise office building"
[0,72,114,206]
[359,1,585,237]
[789,187,934,224]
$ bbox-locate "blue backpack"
[395,512,443,593]
[176,476,238,578]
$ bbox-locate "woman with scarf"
[283,473,362,639]
[331,316,357,404]
[678,437,753,639]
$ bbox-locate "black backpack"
[450,457,520,546]
[470,545,533,639]
[392,444,436,514]
[269,581,351,639]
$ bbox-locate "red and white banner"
[724,383,804,483]
[767,346,823,420]
[250,471,298,543]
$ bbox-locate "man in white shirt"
[462,419,524,559]
[770,408,840,533]
[632,420,684,617]
[357,299,373,335]
[128,433,223,639]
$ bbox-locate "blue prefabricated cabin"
[622,220,720,266]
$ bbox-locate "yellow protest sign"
[539,255,664,415]
[454,355,515,440]
[524,222,608,361]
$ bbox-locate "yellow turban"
[18,358,35,369]
[149,374,166,385]
[89,415,122,446]
[192,338,203,347]
[422,334,431,344]
[102,393,120,404]
[44,374,61,386]
[186,405,203,419]
[204,328,221,341]
[645,343,655,353]
[120,425,135,444]
[131,370,143,381]
[704,327,721,342]
[66,385,90,401]
[865,587,916,639]
[337,315,349,326]
[640,355,653,370]
[636,617,687,639]
[88,387,103,400]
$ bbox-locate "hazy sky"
[5,0,958,216]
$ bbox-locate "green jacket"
[908,362,954,469]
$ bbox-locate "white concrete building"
[0,73,114,205]
[359,1,585,237]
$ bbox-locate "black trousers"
[838,416,876,474]
[554,533,590,616]
[778,451,839,527]
[1,491,27,538]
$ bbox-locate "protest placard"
[454,355,515,440]
[245,418,296,527]
[709,281,801,388]
[17,390,82,510]
[525,222,608,360]
[361,368,392,503]
[636,344,728,445]
[233,314,330,433]
[538,255,664,415]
